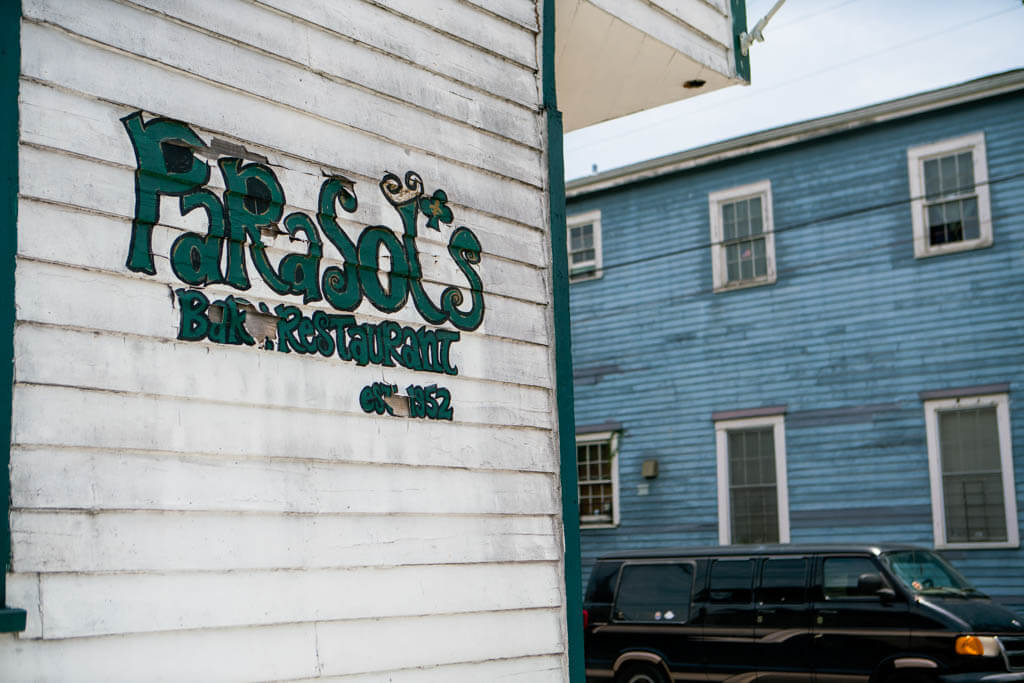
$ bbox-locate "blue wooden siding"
[568,90,1024,612]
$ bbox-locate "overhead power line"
[579,170,1024,278]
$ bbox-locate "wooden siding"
[568,90,1024,612]
[2,1,570,680]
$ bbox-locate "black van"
[583,544,1024,683]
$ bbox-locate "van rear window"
[614,563,694,622]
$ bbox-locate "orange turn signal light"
[956,635,984,656]
[955,635,999,657]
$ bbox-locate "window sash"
[924,393,1018,549]
[568,211,602,280]
[715,414,789,545]
[577,433,618,525]
[907,132,991,258]
[709,180,775,291]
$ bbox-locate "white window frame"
[577,430,620,528]
[715,414,790,545]
[907,132,992,259]
[924,393,1018,550]
[567,210,603,282]
[708,179,776,292]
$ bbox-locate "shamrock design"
[419,189,454,231]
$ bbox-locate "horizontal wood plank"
[11,510,560,572]
[37,563,562,639]
[0,622,320,680]
[315,609,565,676]
[10,446,559,514]
[289,655,565,683]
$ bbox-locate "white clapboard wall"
[2,0,568,680]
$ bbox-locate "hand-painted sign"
[122,111,486,416]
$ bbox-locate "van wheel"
[615,662,668,683]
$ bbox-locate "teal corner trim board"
[731,0,751,83]
[1,0,26,633]
[542,1,584,680]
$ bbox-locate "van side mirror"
[857,572,895,601]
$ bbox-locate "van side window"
[614,563,694,622]
[759,558,808,604]
[709,559,754,603]
[823,557,882,599]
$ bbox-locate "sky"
[563,0,1024,180]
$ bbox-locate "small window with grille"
[577,431,619,527]
[709,180,776,291]
[907,132,992,258]
[567,210,602,282]
[924,393,1018,549]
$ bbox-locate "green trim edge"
[1,0,23,632]
[731,0,751,83]
[542,1,584,681]
[0,608,26,633]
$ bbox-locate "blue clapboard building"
[565,70,1024,611]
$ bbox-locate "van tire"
[615,662,668,683]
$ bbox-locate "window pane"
[759,558,808,604]
[709,560,754,603]
[723,203,736,241]
[748,197,763,235]
[962,198,979,240]
[924,159,940,198]
[956,151,974,192]
[572,248,595,264]
[615,564,694,622]
[940,155,958,194]
[735,199,748,227]
[939,407,1006,543]
[823,557,879,598]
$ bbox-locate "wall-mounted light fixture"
[641,459,659,479]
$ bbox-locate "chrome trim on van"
[893,657,939,669]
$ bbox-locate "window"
[708,180,776,291]
[577,430,619,527]
[709,559,754,604]
[924,393,1018,549]
[907,132,992,258]
[567,210,602,281]
[715,414,790,545]
[614,563,694,622]
[758,557,808,604]
[823,556,886,599]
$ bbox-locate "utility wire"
[568,170,1024,324]
[577,170,1024,277]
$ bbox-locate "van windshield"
[880,550,985,598]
